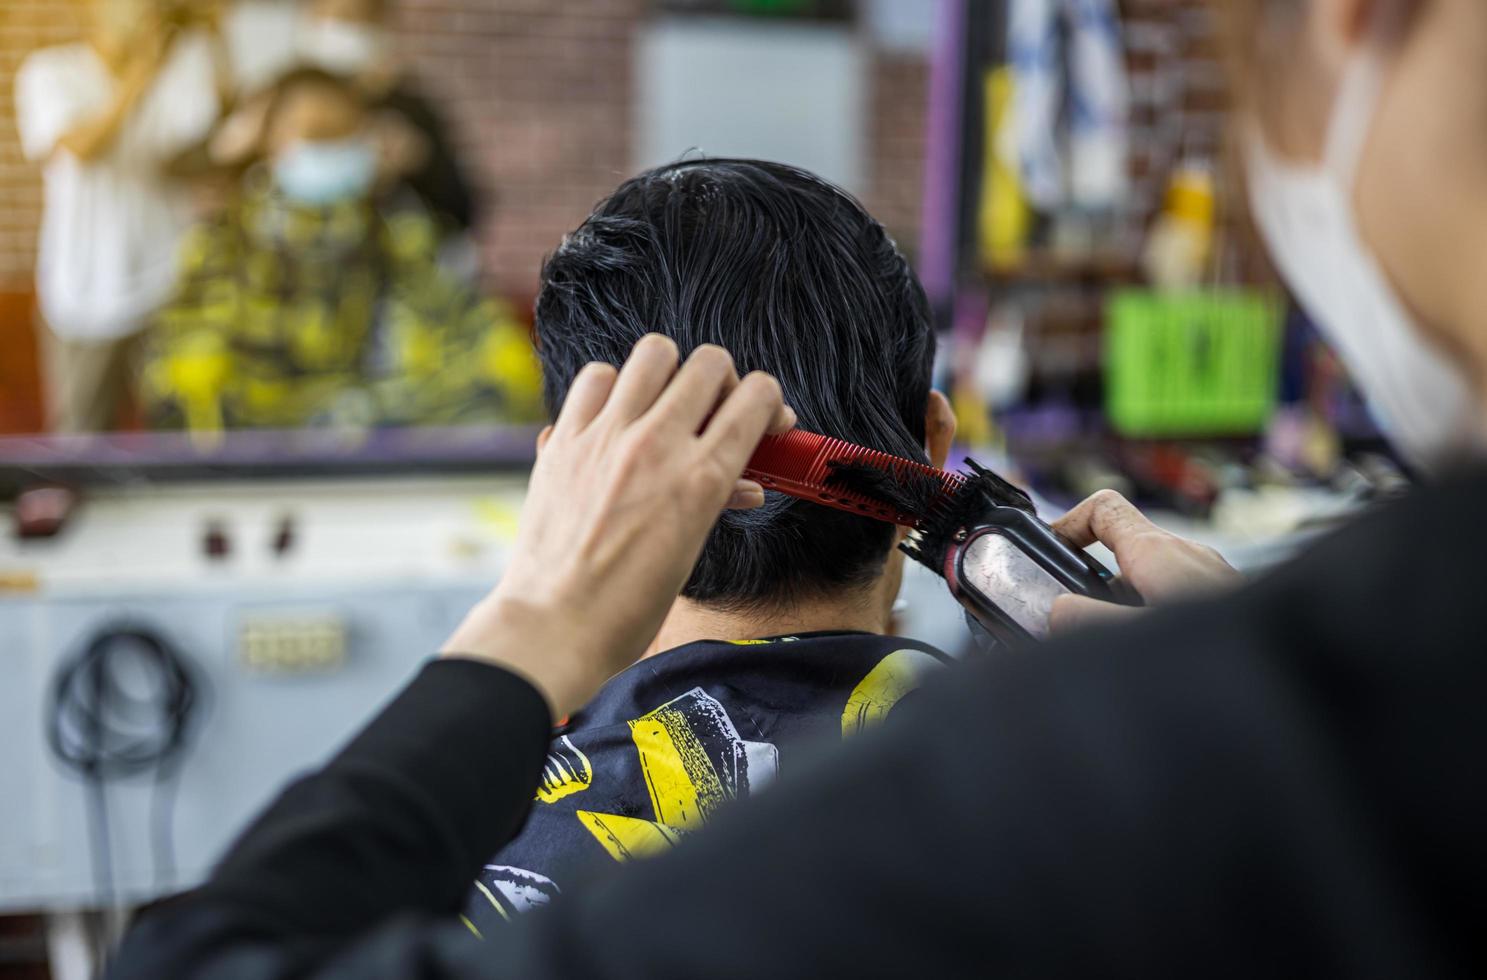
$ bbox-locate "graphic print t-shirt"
[464,631,950,931]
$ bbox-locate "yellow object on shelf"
[950,378,997,450]
[979,67,1033,272]
[1142,162,1217,290]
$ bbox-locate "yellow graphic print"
[534,736,592,804]
[575,812,685,862]
[841,648,945,737]
[577,688,778,862]
[632,706,728,826]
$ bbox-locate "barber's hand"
[1048,490,1239,634]
[441,335,794,716]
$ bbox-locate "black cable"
[150,765,182,888]
[46,625,200,964]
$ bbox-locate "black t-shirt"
[464,632,951,932]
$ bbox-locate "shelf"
[978,251,1145,285]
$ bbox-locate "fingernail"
[728,489,766,509]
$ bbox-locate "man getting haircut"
[464,159,958,928]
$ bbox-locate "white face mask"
[1244,35,1482,471]
[273,137,377,206]
[299,19,390,75]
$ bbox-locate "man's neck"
[642,593,890,660]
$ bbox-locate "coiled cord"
[46,625,200,933]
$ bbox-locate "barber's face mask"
[272,138,377,206]
[1245,36,1482,471]
[299,19,390,74]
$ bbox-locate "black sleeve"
[110,658,553,978]
[110,473,1487,979]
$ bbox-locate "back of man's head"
[536,159,936,610]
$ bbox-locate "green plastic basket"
[1105,290,1283,437]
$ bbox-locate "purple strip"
[0,425,542,470]
[917,0,968,307]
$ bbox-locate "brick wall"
[866,51,928,256]
[0,0,86,293]
[0,0,930,302]
[393,0,647,302]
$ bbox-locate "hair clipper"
[743,433,1131,649]
[920,462,1123,647]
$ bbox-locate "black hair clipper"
[902,461,1127,648]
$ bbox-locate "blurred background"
[0,0,935,441]
[0,1,1406,976]
[0,0,1398,514]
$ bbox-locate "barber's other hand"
[441,336,794,717]
[1047,490,1239,634]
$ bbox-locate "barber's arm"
[111,336,793,978]
[113,333,1441,978]
[114,474,1455,978]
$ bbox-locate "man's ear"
[924,389,956,469]
[535,425,554,455]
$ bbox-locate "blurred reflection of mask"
[300,19,390,74]
[273,138,377,205]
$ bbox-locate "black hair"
[535,158,936,610]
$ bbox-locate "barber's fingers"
[600,334,681,424]
[552,363,617,436]
[768,402,798,435]
[726,479,766,510]
[1053,492,1238,609]
[647,345,799,439]
[699,371,786,471]
[1050,490,1160,555]
[1048,594,1142,635]
[648,344,739,433]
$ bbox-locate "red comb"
[743,430,965,529]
